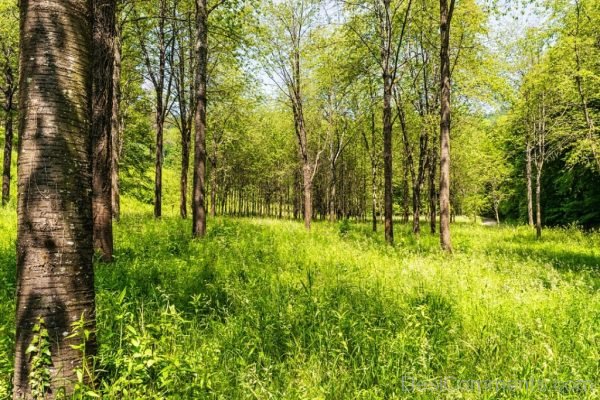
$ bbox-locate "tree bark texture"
[15,1,96,397]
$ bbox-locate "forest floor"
[0,202,599,399]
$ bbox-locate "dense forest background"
[1,0,600,398]
[3,0,598,232]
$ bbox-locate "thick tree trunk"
[192,0,208,237]
[111,25,121,221]
[92,0,115,262]
[15,2,96,398]
[439,0,454,252]
[2,87,13,206]
[526,141,534,226]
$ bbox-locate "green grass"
[0,200,599,399]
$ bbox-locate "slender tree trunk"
[180,127,190,218]
[439,0,455,252]
[412,185,421,234]
[15,2,96,397]
[175,16,192,220]
[535,169,542,238]
[92,0,115,262]
[210,154,217,217]
[155,107,164,218]
[111,24,121,221]
[494,200,500,225]
[193,0,208,237]
[383,71,394,244]
[429,148,437,234]
[303,163,312,230]
[526,141,534,226]
[1,85,13,206]
[329,162,336,222]
[371,165,377,232]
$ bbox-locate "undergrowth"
[0,202,599,399]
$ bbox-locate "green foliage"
[26,318,52,400]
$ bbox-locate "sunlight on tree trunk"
[14,1,96,397]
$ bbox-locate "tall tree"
[261,0,324,231]
[92,0,116,261]
[171,3,195,219]
[439,0,455,251]
[14,1,96,397]
[192,0,208,237]
[133,0,175,218]
[344,0,412,244]
[0,2,17,207]
[111,8,124,221]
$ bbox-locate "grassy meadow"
[0,198,599,399]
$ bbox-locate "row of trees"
[2,0,599,397]
[501,0,600,234]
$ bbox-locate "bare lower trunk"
[192,0,208,237]
[329,165,336,222]
[494,200,500,225]
[383,72,394,244]
[412,186,421,234]
[536,170,542,239]
[439,0,454,252]
[2,102,13,206]
[110,28,121,221]
[371,165,377,232]
[210,158,217,217]
[526,141,533,226]
[15,2,96,397]
[303,163,312,230]
[429,149,437,234]
[92,0,115,262]
[154,112,164,218]
[180,127,190,218]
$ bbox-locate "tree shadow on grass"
[488,241,600,275]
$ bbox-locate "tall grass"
[0,201,598,399]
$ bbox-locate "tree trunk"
[192,0,208,237]
[303,163,312,230]
[15,2,96,397]
[154,106,164,218]
[92,0,115,262]
[535,169,542,239]
[439,0,454,252]
[111,23,121,221]
[2,84,13,206]
[429,147,437,234]
[210,156,217,217]
[371,165,377,232]
[526,140,534,226]
[180,126,190,218]
[329,162,336,222]
[383,71,394,244]
[412,185,421,234]
[494,200,500,225]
